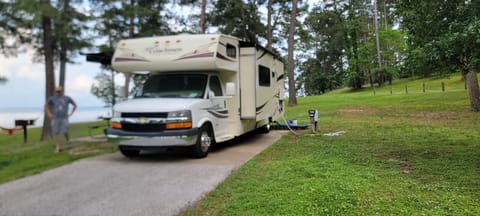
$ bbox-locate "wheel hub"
[200,133,211,152]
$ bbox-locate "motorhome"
[101,34,284,158]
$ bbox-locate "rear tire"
[258,123,271,134]
[191,125,214,158]
[119,147,140,158]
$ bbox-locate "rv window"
[209,76,223,96]
[139,74,207,98]
[226,44,236,58]
[259,65,271,87]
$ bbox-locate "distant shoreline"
[0,107,111,128]
[0,106,111,111]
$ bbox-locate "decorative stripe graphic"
[256,102,268,114]
[114,57,151,62]
[207,110,229,119]
[175,52,215,61]
[216,52,235,62]
[277,74,285,82]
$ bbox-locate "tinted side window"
[259,65,270,87]
[209,76,223,96]
[226,44,236,58]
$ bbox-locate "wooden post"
[422,83,426,93]
[442,82,445,92]
[373,86,376,95]
[390,87,392,95]
[405,84,408,94]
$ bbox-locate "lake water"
[0,107,112,128]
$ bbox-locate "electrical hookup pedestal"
[308,110,318,133]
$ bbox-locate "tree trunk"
[373,0,383,86]
[111,70,116,113]
[368,68,374,88]
[199,0,207,33]
[41,0,55,141]
[59,0,70,88]
[466,69,480,112]
[239,2,248,42]
[266,0,273,51]
[123,0,135,98]
[383,0,388,30]
[249,0,257,42]
[123,73,131,98]
[59,51,66,87]
[287,0,298,106]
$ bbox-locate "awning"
[84,52,113,66]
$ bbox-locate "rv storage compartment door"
[239,47,256,119]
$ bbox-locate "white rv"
[107,34,285,158]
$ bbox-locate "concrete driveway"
[0,131,284,216]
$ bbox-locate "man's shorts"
[51,118,69,135]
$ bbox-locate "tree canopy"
[1,0,479,112]
[397,0,480,111]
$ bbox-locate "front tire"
[191,125,214,158]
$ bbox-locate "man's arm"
[69,98,77,117]
[44,102,53,118]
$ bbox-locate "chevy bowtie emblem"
[137,117,148,124]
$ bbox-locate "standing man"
[45,86,77,153]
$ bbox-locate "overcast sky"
[0,3,198,109]
[0,51,106,109]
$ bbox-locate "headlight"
[111,122,122,129]
[167,110,191,121]
[111,111,122,129]
[166,110,192,129]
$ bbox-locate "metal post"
[15,119,35,144]
[22,125,27,144]
[308,110,318,133]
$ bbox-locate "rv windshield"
[138,74,207,98]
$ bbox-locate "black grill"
[121,122,166,132]
[121,112,168,118]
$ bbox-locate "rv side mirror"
[226,82,236,96]
[208,90,215,99]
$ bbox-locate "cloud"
[62,61,105,107]
[0,76,45,108]
[67,67,96,92]
[0,52,105,108]
[0,51,44,81]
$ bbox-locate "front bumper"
[106,128,199,147]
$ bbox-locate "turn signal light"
[111,122,122,129]
[166,122,192,129]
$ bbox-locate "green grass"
[184,74,480,215]
[2,74,479,214]
[0,121,117,184]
